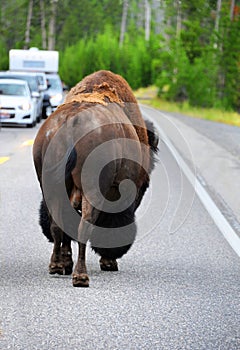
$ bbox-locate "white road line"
[142,106,240,258]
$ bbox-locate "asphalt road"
[0,112,240,350]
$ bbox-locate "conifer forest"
[0,0,239,111]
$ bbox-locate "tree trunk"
[48,0,58,50]
[24,0,33,49]
[145,0,151,41]
[176,0,181,38]
[119,0,128,47]
[40,0,47,49]
[215,0,222,32]
[230,0,235,21]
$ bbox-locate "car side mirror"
[32,91,40,98]
[39,85,47,92]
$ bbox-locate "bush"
[155,41,190,102]
[0,40,8,71]
[186,51,218,108]
[59,27,155,90]
[155,40,220,109]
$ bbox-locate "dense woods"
[0,0,239,111]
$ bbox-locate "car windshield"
[17,75,39,92]
[0,83,27,96]
[37,75,45,85]
[47,77,62,90]
[0,74,39,92]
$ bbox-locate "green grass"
[134,86,240,127]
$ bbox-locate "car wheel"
[37,115,42,123]
[27,120,36,128]
[42,107,47,119]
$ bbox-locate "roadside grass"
[134,86,240,127]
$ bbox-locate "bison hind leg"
[39,199,73,275]
[99,257,118,271]
[92,244,133,272]
[90,206,136,271]
[61,234,73,275]
[91,214,136,271]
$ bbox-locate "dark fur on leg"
[92,243,134,260]
[91,206,136,260]
[39,199,53,242]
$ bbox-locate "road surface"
[0,108,240,350]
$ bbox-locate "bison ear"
[144,119,159,153]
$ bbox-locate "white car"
[0,71,43,122]
[0,79,38,127]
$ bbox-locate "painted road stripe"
[0,139,34,165]
[142,106,240,258]
[0,157,10,165]
[22,139,34,147]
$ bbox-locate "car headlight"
[19,102,31,111]
[50,93,63,106]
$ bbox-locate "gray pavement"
[162,111,240,161]
[141,105,240,234]
[0,116,240,350]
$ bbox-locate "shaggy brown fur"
[65,70,149,147]
[33,70,158,288]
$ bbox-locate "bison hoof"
[72,273,89,287]
[49,263,64,275]
[100,258,118,271]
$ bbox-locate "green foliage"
[0,39,8,70]
[59,40,88,87]
[186,53,218,108]
[0,0,239,112]
[216,14,240,110]
[154,40,188,101]
[155,0,240,111]
[59,26,157,90]
[0,0,27,49]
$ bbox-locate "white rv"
[9,48,64,118]
[9,48,59,73]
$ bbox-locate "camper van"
[9,48,64,118]
[9,48,59,73]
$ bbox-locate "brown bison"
[33,70,158,287]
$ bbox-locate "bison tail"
[144,119,159,176]
[65,147,77,181]
[144,119,159,154]
[39,199,53,242]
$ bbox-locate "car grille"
[0,107,15,118]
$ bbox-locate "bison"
[33,70,158,287]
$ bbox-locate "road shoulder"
[141,105,240,235]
